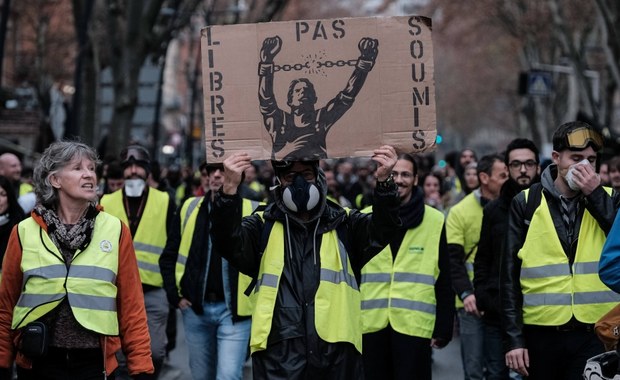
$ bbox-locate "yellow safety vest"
[19,182,33,196]
[100,188,169,286]
[178,197,259,316]
[13,213,121,334]
[361,206,444,338]
[175,184,187,207]
[250,219,361,353]
[248,181,265,198]
[520,187,620,325]
[445,192,482,307]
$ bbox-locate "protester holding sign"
[210,146,400,379]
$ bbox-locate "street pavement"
[160,309,464,379]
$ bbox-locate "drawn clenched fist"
[261,36,282,63]
[358,37,379,62]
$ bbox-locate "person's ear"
[479,172,490,186]
[551,150,560,165]
[49,174,61,189]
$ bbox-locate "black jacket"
[210,172,400,380]
[500,164,620,352]
[159,193,247,321]
[474,178,527,325]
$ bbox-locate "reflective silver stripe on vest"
[256,273,279,291]
[521,264,570,279]
[22,265,116,286]
[70,265,117,283]
[524,291,620,307]
[137,260,161,273]
[133,242,163,255]
[68,293,117,311]
[393,272,435,285]
[361,298,389,310]
[391,298,436,314]
[361,273,391,283]
[249,200,259,211]
[465,262,473,273]
[183,198,202,228]
[338,239,350,274]
[573,262,599,275]
[361,298,435,314]
[523,293,571,306]
[574,291,620,304]
[320,238,358,290]
[17,293,65,307]
[23,265,67,282]
[320,268,358,290]
[176,254,187,267]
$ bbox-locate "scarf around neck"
[35,203,99,252]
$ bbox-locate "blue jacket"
[599,210,620,293]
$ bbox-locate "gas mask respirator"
[282,174,320,213]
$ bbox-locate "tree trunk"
[105,0,150,157]
[80,48,98,147]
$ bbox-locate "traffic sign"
[527,70,552,97]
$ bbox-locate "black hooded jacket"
[211,169,400,380]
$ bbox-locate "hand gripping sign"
[202,16,436,162]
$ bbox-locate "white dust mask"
[124,178,146,197]
[565,159,590,192]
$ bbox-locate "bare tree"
[77,0,290,158]
[98,0,202,157]
[422,0,616,152]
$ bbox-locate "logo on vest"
[408,246,424,254]
[100,240,113,253]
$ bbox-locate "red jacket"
[0,210,154,376]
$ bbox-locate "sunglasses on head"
[565,127,603,150]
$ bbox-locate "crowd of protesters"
[2,120,620,380]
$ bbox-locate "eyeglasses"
[565,127,603,150]
[282,170,315,183]
[391,171,414,179]
[508,160,538,170]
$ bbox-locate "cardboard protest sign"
[201,15,436,162]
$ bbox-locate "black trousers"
[523,324,604,380]
[16,347,113,380]
[362,327,432,380]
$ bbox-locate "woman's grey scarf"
[35,204,98,253]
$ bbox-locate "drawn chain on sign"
[258,35,379,161]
